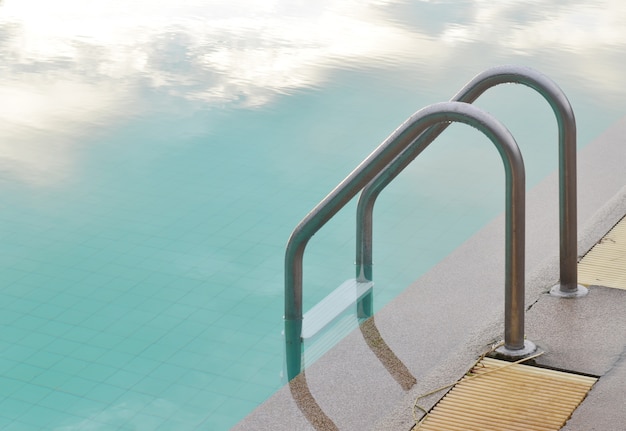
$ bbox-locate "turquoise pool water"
[1,1,626,429]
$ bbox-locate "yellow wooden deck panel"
[578,215,626,289]
[415,357,596,431]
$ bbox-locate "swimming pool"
[1,1,626,429]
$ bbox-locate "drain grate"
[415,357,596,431]
[578,215,626,289]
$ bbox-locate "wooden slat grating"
[578,215,626,289]
[415,357,596,431]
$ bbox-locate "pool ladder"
[284,65,587,381]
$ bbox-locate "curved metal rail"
[285,101,531,381]
[356,66,586,316]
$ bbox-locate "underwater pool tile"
[0,268,28,285]
[32,301,73,320]
[0,307,23,326]
[154,417,192,431]
[197,410,239,431]
[0,356,19,376]
[2,343,37,362]
[178,370,218,390]
[103,276,140,293]
[113,337,151,356]
[211,313,251,332]
[158,331,194,351]
[89,333,126,351]
[216,395,260,416]
[156,333,194,351]
[22,350,64,370]
[165,350,205,370]
[51,356,89,374]
[168,276,207,292]
[113,291,152,310]
[67,395,109,419]
[159,383,201,405]
[38,390,86,412]
[105,369,145,390]
[207,375,245,398]
[248,333,282,355]
[19,272,55,289]
[220,361,262,382]
[71,345,108,363]
[108,308,153,327]
[80,362,119,383]
[63,326,99,343]
[37,264,92,290]
[32,369,73,390]
[134,297,172,315]
[149,363,189,383]
[110,252,147,270]
[8,363,46,383]
[184,388,225,412]
[20,405,73,428]
[152,286,189,303]
[95,322,139,339]
[146,314,185,332]
[72,296,108,316]
[85,383,127,404]
[75,255,115,276]
[10,382,52,405]
[229,298,276,320]
[0,377,23,399]
[245,366,281,390]
[160,302,197,320]
[3,420,41,431]
[235,318,280,338]
[178,290,229,309]
[58,375,100,397]
[99,263,151,283]
[132,376,173,397]
[216,330,259,352]
[5,298,40,315]
[123,356,162,375]
[0,397,33,421]
[142,271,180,287]
[184,308,225,327]
[121,411,163,430]
[12,314,52,333]
[95,350,134,369]
[44,338,82,356]
[88,306,129,325]
[55,308,92,325]
[85,286,125,304]
[140,344,175,363]
[4,256,40,273]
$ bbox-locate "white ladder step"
[302,279,373,340]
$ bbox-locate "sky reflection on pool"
[1,1,626,430]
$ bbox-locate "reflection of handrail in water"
[356,65,587,309]
[289,372,339,431]
[359,317,416,391]
[285,101,528,380]
[290,317,415,430]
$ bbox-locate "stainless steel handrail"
[356,66,587,308]
[285,101,530,381]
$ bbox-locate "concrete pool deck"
[233,114,626,431]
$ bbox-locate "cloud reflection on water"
[2,0,625,113]
[1,0,625,184]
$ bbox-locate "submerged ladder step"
[302,279,373,340]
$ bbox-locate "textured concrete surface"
[528,286,626,377]
[561,347,626,431]
[233,115,626,431]
[528,286,626,431]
